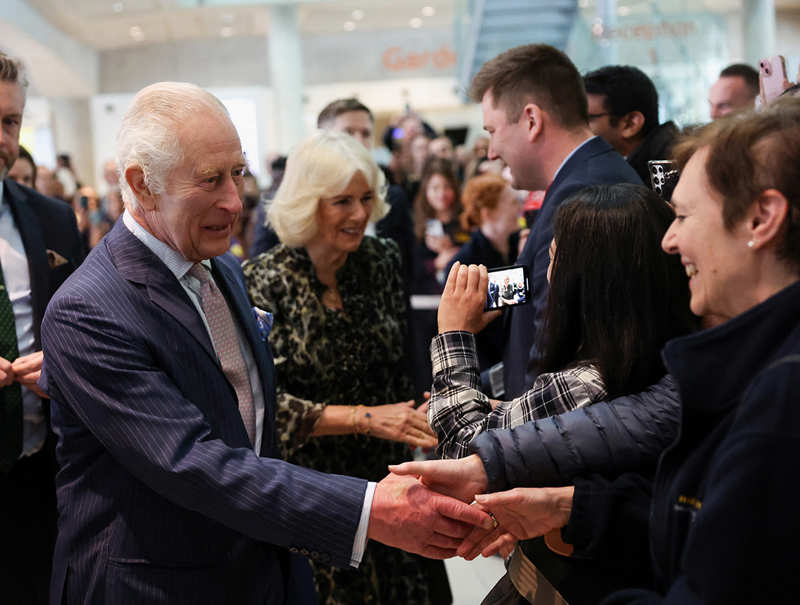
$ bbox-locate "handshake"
[368,454,574,561]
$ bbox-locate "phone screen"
[486,265,529,310]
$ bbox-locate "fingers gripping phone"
[759,55,789,104]
[486,265,530,310]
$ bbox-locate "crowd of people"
[2,34,800,605]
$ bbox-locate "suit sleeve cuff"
[350,481,376,567]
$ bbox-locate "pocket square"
[252,307,273,341]
[47,249,69,269]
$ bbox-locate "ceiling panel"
[23,0,455,49]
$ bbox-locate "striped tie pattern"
[187,264,256,445]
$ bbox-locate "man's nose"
[220,176,243,213]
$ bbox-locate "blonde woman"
[242,132,448,605]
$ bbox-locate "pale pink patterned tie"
[188,264,256,445]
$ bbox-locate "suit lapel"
[106,221,218,365]
[212,257,276,444]
[4,182,50,347]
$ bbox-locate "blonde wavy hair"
[267,131,388,247]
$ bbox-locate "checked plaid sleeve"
[428,331,607,459]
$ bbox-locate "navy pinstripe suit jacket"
[40,221,368,604]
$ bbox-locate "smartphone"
[759,55,788,103]
[648,160,679,202]
[486,264,530,310]
[425,219,445,237]
[79,195,89,210]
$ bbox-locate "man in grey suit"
[39,82,490,604]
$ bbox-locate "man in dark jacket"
[583,65,679,187]
[469,45,642,398]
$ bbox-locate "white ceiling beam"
[0,0,98,97]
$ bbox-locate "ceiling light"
[344,21,356,31]
[129,25,145,41]
[617,5,631,15]
[422,6,435,17]
[112,2,124,12]
[409,17,423,28]
[220,26,234,37]
[352,9,365,20]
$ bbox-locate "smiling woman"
[242,131,451,605]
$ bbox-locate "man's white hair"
[116,82,230,210]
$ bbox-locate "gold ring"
[488,512,499,529]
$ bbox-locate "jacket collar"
[663,279,800,417]
[105,220,218,363]
[2,179,50,347]
[548,135,608,194]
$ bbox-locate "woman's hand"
[438,262,501,334]
[456,486,575,560]
[366,400,438,449]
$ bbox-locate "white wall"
[50,98,94,189]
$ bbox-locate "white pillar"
[743,0,776,65]
[49,97,95,189]
[268,5,304,152]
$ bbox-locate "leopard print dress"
[243,236,451,605]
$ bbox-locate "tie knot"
[188,263,211,284]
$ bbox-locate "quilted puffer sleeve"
[468,373,680,491]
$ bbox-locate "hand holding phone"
[437,262,502,335]
[759,55,791,105]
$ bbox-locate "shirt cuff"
[350,481,376,567]
[431,331,480,374]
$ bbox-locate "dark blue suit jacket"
[502,137,642,398]
[40,221,368,604]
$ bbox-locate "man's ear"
[620,111,646,140]
[522,104,544,142]
[124,165,157,211]
[749,188,789,250]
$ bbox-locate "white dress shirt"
[122,210,373,566]
[0,180,46,457]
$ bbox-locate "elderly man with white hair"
[38,82,491,605]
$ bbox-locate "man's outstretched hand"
[367,472,494,559]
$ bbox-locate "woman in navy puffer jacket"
[463,98,800,605]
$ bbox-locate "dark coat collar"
[627,121,679,185]
[3,179,50,347]
[663,279,800,417]
[105,219,218,364]
[548,136,614,195]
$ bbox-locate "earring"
[747,240,755,248]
